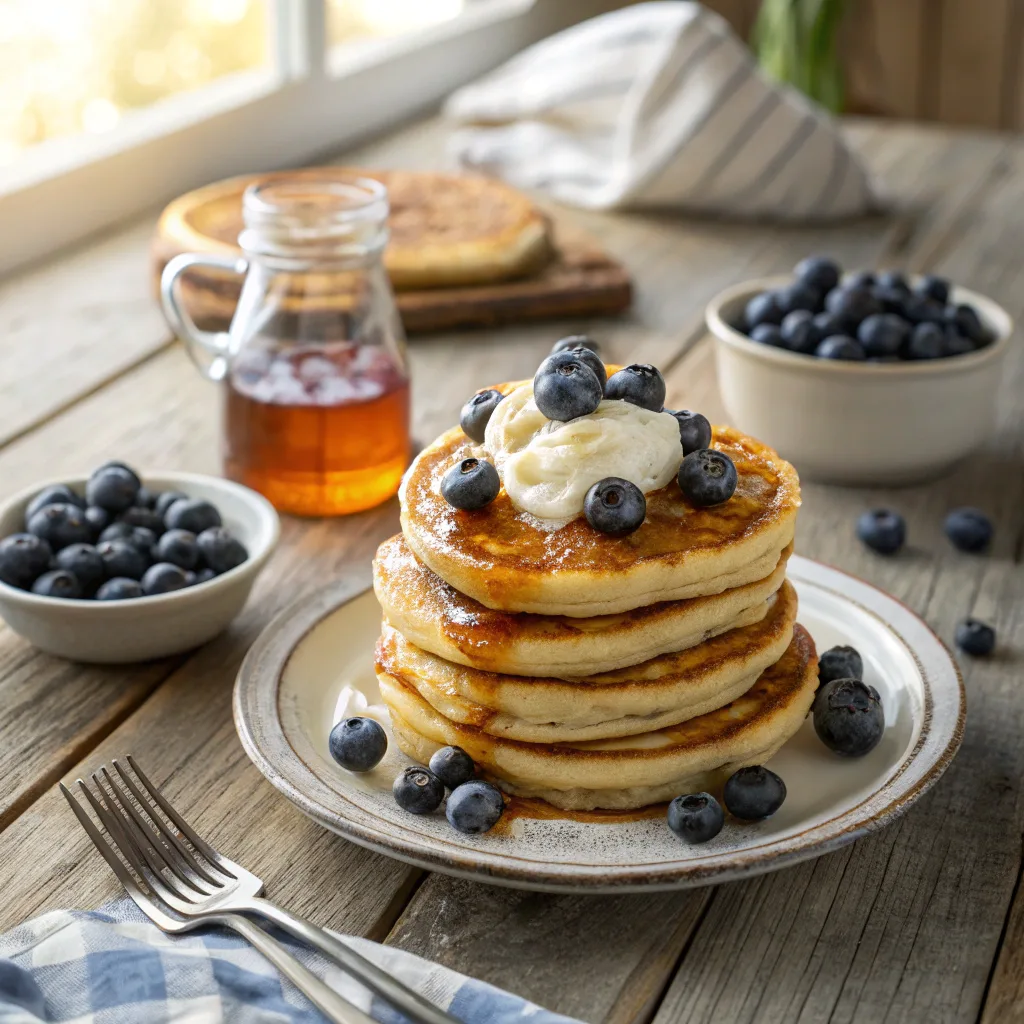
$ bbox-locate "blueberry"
[723,765,786,820]
[55,543,105,595]
[872,285,909,315]
[86,466,140,513]
[164,498,222,534]
[667,792,724,843]
[775,282,819,315]
[141,562,190,596]
[0,533,53,589]
[818,645,864,688]
[96,577,144,601]
[875,270,909,292]
[84,506,111,537]
[97,539,149,580]
[583,477,646,536]
[440,458,501,511]
[845,270,876,290]
[446,780,505,834]
[428,746,476,789]
[27,502,93,551]
[100,522,155,555]
[856,509,906,555]
[857,314,908,358]
[460,389,504,443]
[750,324,784,347]
[901,293,945,325]
[944,508,993,553]
[533,352,604,421]
[119,506,165,535]
[604,363,666,412]
[551,335,601,357]
[814,678,885,756]
[825,287,880,328]
[193,567,216,585]
[906,322,946,360]
[154,528,200,570]
[669,410,712,455]
[26,485,85,522]
[393,766,445,813]
[779,310,819,354]
[794,256,840,294]
[329,716,388,772]
[678,449,737,507]
[945,303,987,344]
[563,345,607,388]
[815,335,866,361]
[96,461,142,489]
[133,486,156,509]
[945,332,976,357]
[197,527,248,574]
[955,618,995,656]
[99,522,134,544]
[154,490,189,517]
[744,291,783,330]
[31,569,82,599]
[915,274,949,304]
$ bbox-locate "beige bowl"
[706,276,1013,485]
[0,472,279,663]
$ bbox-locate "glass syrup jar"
[160,175,410,517]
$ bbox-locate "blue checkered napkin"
[0,899,580,1024]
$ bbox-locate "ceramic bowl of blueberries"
[705,259,1013,484]
[0,464,280,663]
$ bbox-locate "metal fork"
[62,757,457,1024]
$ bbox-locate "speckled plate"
[233,556,965,893]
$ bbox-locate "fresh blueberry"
[99,522,134,544]
[794,256,840,294]
[857,313,908,358]
[667,792,724,843]
[856,509,906,555]
[141,562,190,596]
[31,569,82,599]
[27,502,93,551]
[750,324,785,347]
[915,275,949,304]
[440,458,501,511]
[95,577,144,600]
[428,746,477,789]
[845,270,876,290]
[780,310,819,354]
[875,270,909,292]
[460,389,505,443]
[154,529,200,570]
[955,618,996,656]
[551,335,601,357]
[533,352,604,421]
[446,780,505,834]
[329,717,388,772]
[678,449,737,507]
[393,766,445,813]
[164,498,222,534]
[775,282,819,315]
[96,461,142,489]
[26,485,85,522]
[815,335,866,361]
[84,506,111,537]
[583,477,646,536]
[945,332,976,357]
[154,490,189,517]
[563,345,607,388]
[133,486,156,509]
[906,322,947,360]
[944,508,993,553]
[197,527,248,574]
[0,533,53,589]
[814,678,885,756]
[818,645,864,688]
[86,466,140,513]
[723,765,786,820]
[193,567,216,585]
[872,285,910,315]
[901,293,945,325]
[744,291,783,330]
[669,410,713,455]
[945,303,987,344]
[97,539,149,580]
[825,287,880,328]
[55,543,105,595]
[604,363,666,411]
[119,506,165,534]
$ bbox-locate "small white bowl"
[706,276,1013,485]
[0,472,280,663]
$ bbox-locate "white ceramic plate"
[234,556,964,893]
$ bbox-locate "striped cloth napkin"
[444,1,878,220]
[0,899,579,1024]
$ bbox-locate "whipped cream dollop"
[482,383,682,522]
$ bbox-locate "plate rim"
[233,556,966,893]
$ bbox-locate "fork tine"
[126,754,237,879]
[106,761,225,889]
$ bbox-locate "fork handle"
[218,912,376,1024]
[239,897,459,1024]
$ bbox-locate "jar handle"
[160,252,249,382]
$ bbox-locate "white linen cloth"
[444,2,878,220]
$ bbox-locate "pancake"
[374,533,793,677]
[400,387,800,617]
[376,580,797,743]
[378,624,818,810]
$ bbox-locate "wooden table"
[1,116,1022,1024]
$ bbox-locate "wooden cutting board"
[151,172,632,335]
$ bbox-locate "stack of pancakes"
[373,387,818,811]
